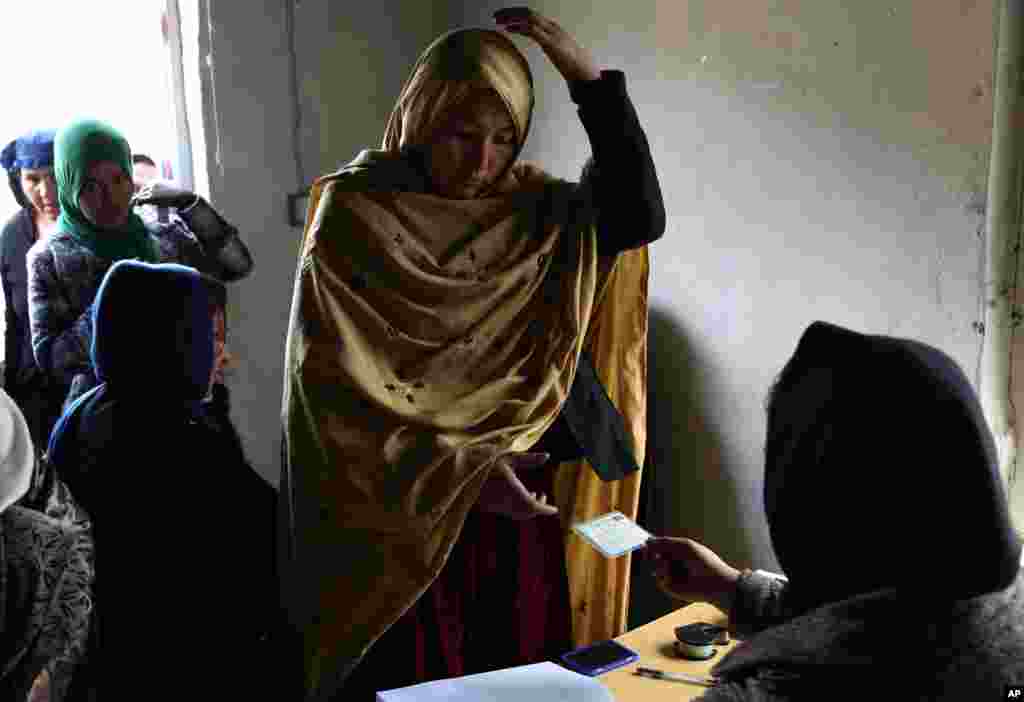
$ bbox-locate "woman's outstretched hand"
[475,451,559,520]
[640,536,742,614]
[493,7,601,84]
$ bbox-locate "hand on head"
[401,10,601,200]
[492,7,601,83]
[640,536,741,614]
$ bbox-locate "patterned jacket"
[26,203,252,411]
[2,451,93,702]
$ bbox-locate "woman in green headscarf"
[26,118,253,411]
[53,120,159,263]
[282,7,663,700]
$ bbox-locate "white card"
[376,662,613,701]
[571,511,651,558]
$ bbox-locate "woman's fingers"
[502,451,551,471]
[494,7,556,42]
[502,467,558,517]
[493,6,533,21]
[500,23,543,44]
[494,7,557,30]
[645,536,694,558]
[495,10,599,83]
[532,495,559,517]
[475,451,559,519]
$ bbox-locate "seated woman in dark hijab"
[45,260,277,699]
[643,321,1024,701]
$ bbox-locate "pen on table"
[634,666,717,687]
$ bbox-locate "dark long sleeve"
[531,72,661,476]
[2,278,15,389]
[569,70,666,256]
[1,214,22,389]
[2,210,38,389]
[137,201,254,282]
[177,201,254,282]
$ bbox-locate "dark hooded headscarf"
[89,260,215,400]
[764,321,1022,613]
[47,260,218,511]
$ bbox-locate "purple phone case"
[560,640,640,677]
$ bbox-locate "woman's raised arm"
[495,8,665,255]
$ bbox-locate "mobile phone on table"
[560,639,640,676]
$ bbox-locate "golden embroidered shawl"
[280,28,649,700]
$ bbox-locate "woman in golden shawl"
[281,8,664,700]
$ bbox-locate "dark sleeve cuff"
[730,570,792,638]
[568,69,627,106]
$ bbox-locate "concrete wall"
[196,1,997,627]
[448,0,995,625]
[193,0,302,494]
[192,0,458,494]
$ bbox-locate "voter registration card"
[571,511,651,558]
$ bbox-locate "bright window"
[1,0,185,364]
[1,1,180,222]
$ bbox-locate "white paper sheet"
[376,661,615,702]
[571,511,651,558]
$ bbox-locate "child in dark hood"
[46,260,277,700]
[643,321,1024,701]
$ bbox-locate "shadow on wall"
[629,305,749,629]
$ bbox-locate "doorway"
[0,0,191,365]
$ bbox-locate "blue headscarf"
[1,129,57,209]
[47,261,217,469]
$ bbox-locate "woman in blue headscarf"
[0,129,67,449]
[26,118,254,412]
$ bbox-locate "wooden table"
[599,603,738,701]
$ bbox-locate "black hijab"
[47,260,218,502]
[764,321,1021,613]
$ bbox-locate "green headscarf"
[54,119,158,263]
